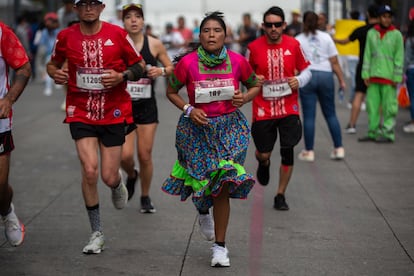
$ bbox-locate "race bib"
[76,67,108,92]
[263,79,292,100]
[127,78,152,100]
[194,79,235,103]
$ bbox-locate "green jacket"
[362,25,404,83]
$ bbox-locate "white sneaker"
[330,147,345,160]
[211,243,230,267]
[345,125,356,134]
[83,231,104,254]
[44,88,52,96]
[60,99,66,112]
[298,150,315,162]
[403,123,414,133]
[361,102,366,111]
[111,178,128,209]
[198,214,215,241]
[2,204,25,246]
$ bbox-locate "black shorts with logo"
[251,115,302,153]
[0,131,14,155]
[69,122,128,147]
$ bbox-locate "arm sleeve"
[297,68,312,88]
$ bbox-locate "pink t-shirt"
[171,50,257,117]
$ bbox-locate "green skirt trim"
[170,159,247,195]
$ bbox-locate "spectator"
[108,4,124,27]
[14,16,32,58]
[318,12,334,34]
[284,9,302,36]
[160,22,185,61]
[57,0,79,29]
[36,12,60,96]
[175,15,193,47]
[296,11,347,161]
[334,5,379,134]
[403,8,414,133]
[237,13,258,57]
[359,5,404,143]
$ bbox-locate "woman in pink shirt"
[162,12,261,268]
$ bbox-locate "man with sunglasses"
[47,0,145,254]
[247,6,311,210]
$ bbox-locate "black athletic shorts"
[69,122,127,147]
[131,98,159,125]
[0,131,14,155]
[251,115,302,153]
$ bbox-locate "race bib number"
[76,67,108,92]
[263,79,292,100]
[194,79,235,103]
[127,78,152,100]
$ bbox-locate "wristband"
[185,106,194,118]
[161,67,166,76]
[182,103,191,113]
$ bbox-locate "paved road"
[1,79,413,275]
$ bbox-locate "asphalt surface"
[0,78,413,276]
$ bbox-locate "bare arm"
[0,62,31,118]
[329,55,346,90]
[147,37,174,78]
[47,59,68,85]
[333,37,350,45]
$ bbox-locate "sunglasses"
[122,3,142,10]
[263,21,284,28]
[76,1,102,7]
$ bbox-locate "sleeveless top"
[138,35,157,102]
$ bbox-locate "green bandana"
[197,46,228,68]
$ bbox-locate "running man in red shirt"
[248,6,311,210]
[0,21,32,247]
[47,0,145,254]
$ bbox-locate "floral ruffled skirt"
[162,109,255,210]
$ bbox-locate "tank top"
[139,35,157,101]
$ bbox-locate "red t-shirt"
[52,22,142,125]
[0,21,30,133]
[248,35,310,122]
